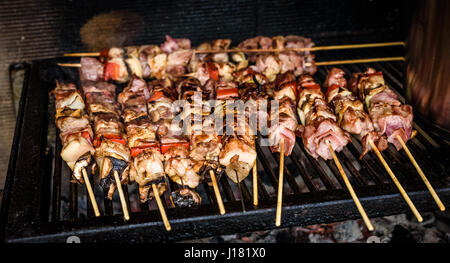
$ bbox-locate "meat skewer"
[64,41,404,56]
[81,80,131,220]
[176,78,226,213]
[235,68,299,220]
[324,68,423,222]
[234,69,271,207]
[269,72,301,226]
[51,81,100,217]
[235,69,298,220]
[61,35,317,83]
[118,77,173,229]
[156,78,202,208]
[71,36,194,83]
[324,67,388,158]
[215,79,258,212]
[296,75,375,230]
[348,68,444,212]
[348,68,413,150]
[59,57,406,80]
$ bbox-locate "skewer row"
[63,41,405,57]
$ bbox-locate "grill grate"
[1,58,449,243]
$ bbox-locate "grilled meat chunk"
[325,67,387,157]
[297,75,351,160]
[349,68,414,150]
[79,57,104,81]
[164,145,201,188]
[171,188,202,207]
[219,137,256,183]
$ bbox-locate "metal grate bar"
[325,159,347,188]
[69,182,77,219]
[336,150,367,187]
[140,201,149,212]
[255,142,279,191]
[273,153,302,194]
[219,175,236,202]
[301,146,336,190]
[51,134,62,221]
[103,196,113,216]
[202,182,216,205]
[239,178,253,202]
[289,151,320,192]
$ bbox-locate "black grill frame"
[1,58,449,243]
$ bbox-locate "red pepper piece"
[206,62,219,81]
[216,87,239,99]
[130,144,160,157]
[103,62,120,81]
[326,84,340,98]
[160,142,190,154]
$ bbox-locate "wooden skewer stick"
[325,140,374,231]
[315,57,405,66]
[209,170,226,215]
[63,41,405,57]
[195,41,406,54]
[151,183,172,231]
[396,135,445,211]
[57,63,81,67]
[64,52,101,57]
[275,139,285,227]
[253,160,258,206]
[113,170,130,221]
[369,140,423,222]
[82,168,100,217]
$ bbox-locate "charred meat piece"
[118,77,150,105]
[138,45,160,78]
[147,79,179,122]
[97,156,129,197]
[166,49,194,75]
[171,188,202,208]
[72,153,95,184]
[369,103,413,150]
